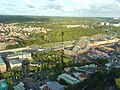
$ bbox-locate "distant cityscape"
[0,16,120,90]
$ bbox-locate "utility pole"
[61,31,64,65]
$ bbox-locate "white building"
[101,22,105,25]
[106,22,110,26]
[114,18,119,20]
[7,52,32,60]
[9,59,23,69]
[112,23,120,27]
[0,56,6,72]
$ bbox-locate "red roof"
[80,73,89,78]
[43,86,51,90]
[0,38,5,41]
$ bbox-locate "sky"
[0,0,120,17]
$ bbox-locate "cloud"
[1,0,15,7]
[16,8,35,12]
[26,4,35,8]
[44,3,64,10]
[0,0,120,17]
[22,0,35,8]
[47,0,57,1]
[42,0,120,15]
[22,0,33,5]
[115,0,120,3]
[70,0,120,13]
[43,0,65,11]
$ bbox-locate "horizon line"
[0,15,120,18]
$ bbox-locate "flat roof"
[13,85,25,90]
[41,81,65,90]
[7,52,31,57]
[58,73,80,85]
[0,57,5,65]
[9,59,22,65]
[0,79,9,90]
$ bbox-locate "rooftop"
[0,79,9,90]
[13,82,25,90]
[7,52,31,57]
[9,59,23,65]
[0,56,5,65]
[57,73,80,85]
[40,81,65,90]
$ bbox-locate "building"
[9,59,23,69]
[0,56,6,72]
[114,18,119,20]
[101,22,110,26]
[115,47,120,53]
[0,43,6,50]
[13,82,25,90]
[85,69,94,74]
[64,67,72,72]
[105,63,112,70]
[79,73,90,79]
[40,81,65,90]
[73,72,88,81]
[112,23,120,27]
[106,22,110,26]
[57,73,80,85]
[0,79,9,90]
[7,52,32,60]
[74,64,97,71]
[101,22,105,25]
[6,40,18,46]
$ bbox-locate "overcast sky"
[0,0,120,17]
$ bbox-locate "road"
[0,38,119,56]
